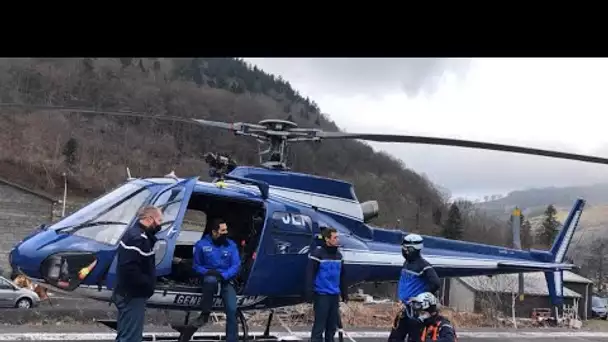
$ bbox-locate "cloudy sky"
[243,58,608,200]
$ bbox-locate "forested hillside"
[0,58,508,244]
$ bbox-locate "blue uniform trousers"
[311,293,340,342]
[112,292,147,342]
[200,275,238,342]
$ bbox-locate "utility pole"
[512,207,525,301]
[415,197,423,231]
[61,172,67,217]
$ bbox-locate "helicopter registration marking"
[173,294,267,308]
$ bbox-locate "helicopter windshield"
[49,182,153,245]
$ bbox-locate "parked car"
[0,275,40,309]
[591,296,607,320]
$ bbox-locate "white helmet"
[408,292,438,322]
[402,233,424,250]
[410,292,438,310]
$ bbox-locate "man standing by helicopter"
[307,227,348,342]
[192,218,241,341]
[389,234,441,342]
[113,205,163,342]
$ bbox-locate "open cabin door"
[104,177,198,290]
[244,211,315,296]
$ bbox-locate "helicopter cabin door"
[104,177,199,290]
[246,211,314,296]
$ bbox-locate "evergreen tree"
[538,204,560,247]
[432,207,443,225]
[62,137,78,168]
[521,219,533,249]
[442,203,464,240]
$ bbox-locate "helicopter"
[4,103,605,341]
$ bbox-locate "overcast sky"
[243,58,608,200]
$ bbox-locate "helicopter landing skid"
[96,309,292,342]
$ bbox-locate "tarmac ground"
[0,325,607,342]
[1,297,607,341]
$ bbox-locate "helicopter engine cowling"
[360,200,379,222]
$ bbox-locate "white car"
[0,276,40,309]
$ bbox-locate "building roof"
[562,271,594,284]
[458,273,582,298]
[0,177,58,203]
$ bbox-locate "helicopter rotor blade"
[0,103,269,135]
[191,119,268,133]
[0,103,196,124]
[318,131,608,166]
[6,101,608,166]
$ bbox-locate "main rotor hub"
[258,119,298,131]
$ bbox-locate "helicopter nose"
[10,236,45,279]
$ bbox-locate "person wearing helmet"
[389,234,441,342]
[407,292,457,342]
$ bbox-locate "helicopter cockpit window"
[151,185,187,233]
[50,183,147,231]
[50,183,153,245]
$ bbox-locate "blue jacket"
[397,256,440,303]
[115,224,157,298]
[192,235,241,281]
[306,245,347,297]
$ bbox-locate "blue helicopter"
[5,105,605,341]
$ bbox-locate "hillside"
[477,182,608,243]
[478,183,608,216]
[475,182,608,281]
[0,57,458,233]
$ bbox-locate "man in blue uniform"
[113,205,163,342]
[407,292,457,342]
[307,227,348,342]
[389,234,441,342]
[192,218,241,341]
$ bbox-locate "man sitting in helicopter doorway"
[388,234,440,342]
[306,227,348,342]
[192,218,241,341]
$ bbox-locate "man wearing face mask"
[192,218,240,341]
[113,205,163,342]
[389,234,440,342]
[407,292,457,342]
[307,227,348,342]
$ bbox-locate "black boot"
[193,312,210,327]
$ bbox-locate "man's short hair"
[321,227,337,240]
[138,205,161,220]
[209,218,226,232]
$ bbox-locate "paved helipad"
[0,328,607,342]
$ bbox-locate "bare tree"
[465,274,520,328]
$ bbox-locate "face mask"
[403,247,420,260]
[215,234,228,244]
[417,312,431,322]
[325,245,338,253]
[149,224,161,235]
